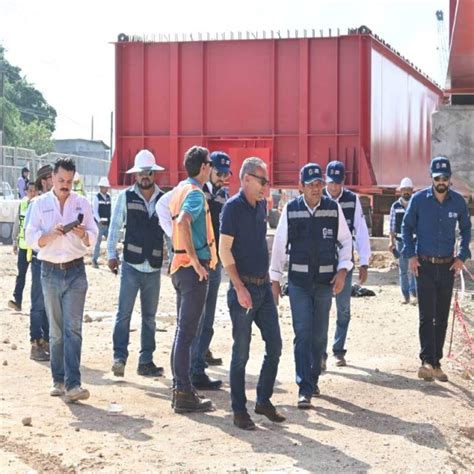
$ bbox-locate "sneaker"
[173,390,213,413]
[233,411,256,430]
[254,401,286,422]
[50,382,65,397]
[297,395,312,409]
[30,340,50,361]
[321,358,327,372]
[65,386,90,402]
[205,350,223,366]
[433,366,448,382]
[313,384,321,397]
[8,300,21,311]
[334,354,347,367]
[418,362,434,381]
[112,359,125,377]
[137,361,164,377]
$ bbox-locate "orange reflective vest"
[169,182,218,274]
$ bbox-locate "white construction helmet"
[399,177,414,189]
[98,177,110,187]
[126,149,164,173]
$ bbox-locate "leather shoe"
[254,402,285,423]
[233,411,256,430]
[205,350,223,366]
[297,395,312,409]
[191,373,222,390]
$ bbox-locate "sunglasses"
[433,176,449,182]
[204,160,213,167]
[138,170,154,177]
[247,173,270,187]
[216,171,230,178]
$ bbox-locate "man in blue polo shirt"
[220,157,285,430]
[402,156,471,382]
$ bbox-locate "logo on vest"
[322,227,334,239]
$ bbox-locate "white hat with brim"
[98,177,110,187]
[126,149,165,174]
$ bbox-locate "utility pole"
[0,60,5,181]
[91,115,94,140]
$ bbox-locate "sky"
[1,0,449,148]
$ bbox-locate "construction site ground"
[0,244,473,473]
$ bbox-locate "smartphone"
[63,213,84,234]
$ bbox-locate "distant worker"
[92,177,112,268]
[8,182,37,312]
[389,177,417,304]
[25,157,97,402]
[73,172,86,196]
[402,156,471,382]
[322,161,371,368]
[17,166,30,199]
[271,164,353,408]
[108,150,166,378]
[220,157,285,430]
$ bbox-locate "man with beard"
[108,150,166,378]
[25,157,97,401]
[389,177,417,304]
[402,156,471,382]
[157,151,231,390]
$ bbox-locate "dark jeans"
[171,265,209,392]
[13,248,29,306]
[191,262,222,376]
[417,261,454,367]
[113,262,161,365]
[288,280,332,396]
[30,257,49,342]
[228,281,282,413]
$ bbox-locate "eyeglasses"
[247,173,270,187]
[138,170,154,177]
[433,176,449,182]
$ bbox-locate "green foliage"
[0,44,56,153]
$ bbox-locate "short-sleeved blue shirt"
[220,190,268,277]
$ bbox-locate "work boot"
[173,390,213,413]
[313,384,321,397]
[50,382,65,397]
[112,359,125,377]
[254,402,286,422]
[8,300,21,311]
[334,354,347,367]
[30,340,50,361]
[205,350,223,366]
[191,373,222,390]
[39,338,50,356]
[433,366,448,382]
[137,361,164,377]
[418,362,434,381]
[233,411,256,430]
[65,386,90,402]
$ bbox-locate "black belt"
[240,274,269,286]
[419,256,453,264]
[43,257,84,270]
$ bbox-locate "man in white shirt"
[322,161,371,368]
[25,157,97,402]
[271,163,353,408]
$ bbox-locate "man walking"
[271,163,353,408]
[92,177,112,268]
[9,182,37,312]
[389,177,417,304]
[220,157,285,430]
[26,157,97,401]
[322,161,371,367]
[108,150,166,378]
[402,156,471,382]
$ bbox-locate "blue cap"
[430,156,451,177]
[326,161,345,184]
[300,163,324,184]
[210,151,232,174]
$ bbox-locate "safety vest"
[392,199,406,241]
[287,195,339,287]
[324,187,356,234]
[17,198,30,250]
[97,192,111,225]
[73,181,85,196]
[169,182,217,274]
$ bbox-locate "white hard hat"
[399,177,414,189]
[74,172,81,181]
[126,149,164,174]
[98,177,110,187]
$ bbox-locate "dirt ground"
[0,243,473,473]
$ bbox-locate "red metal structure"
[110,28,443,195]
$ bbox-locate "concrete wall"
[432,105,474,195]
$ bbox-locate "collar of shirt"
[186,177,201,188]
[324,186,344,201]
[302,196,322,215]
[132,183,162,217]
[98,192,109,199]
[426,186,452,201]
[238,189,262,210]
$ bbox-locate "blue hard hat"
[210,151,232,174]
[326,161,345,184]
[300,163,324,184]
[430,156,451,177]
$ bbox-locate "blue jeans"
[13,248,29,306]
[288,281,332,396]
[41,262,88,390]
[397,240,417,299]
[191,262,222,376]
[323,269,353,357]
[30,257,49,342]
[113,261,161,365]
[92,223,109,263]
[228,281,282,413]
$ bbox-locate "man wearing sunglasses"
[402,156,471,382]
[107,149,166,379]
